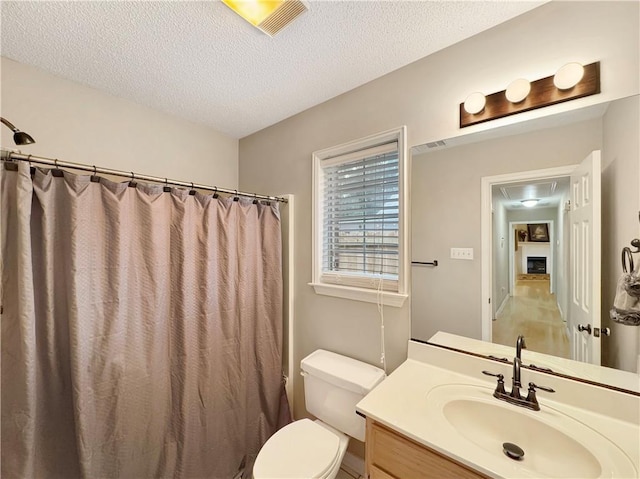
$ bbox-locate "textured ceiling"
[1,1,543,139]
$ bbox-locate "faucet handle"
[482,370,506,395]
[528,382,555,393]
[525,382,555,410]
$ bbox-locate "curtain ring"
[234,189,239,202]
[27,154,32,166]
[253,193,259,205]
[131,171,135,181]
[89,164,100,183]
[54,159,59,169]
[622,247,634,273]
[191,182,194,190]
[165,178,168,186]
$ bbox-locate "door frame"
[480,165,577,342]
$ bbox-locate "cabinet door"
[365,418,488,479]
[369,465,396,479]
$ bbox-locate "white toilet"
[253,349,386,479]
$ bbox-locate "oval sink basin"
[425,384,637,478]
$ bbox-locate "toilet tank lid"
[301,350,386,395]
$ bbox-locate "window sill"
[309,282,408,307]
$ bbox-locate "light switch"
[451,247,474,260]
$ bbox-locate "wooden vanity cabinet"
[365,418,490,479]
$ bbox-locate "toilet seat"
[253,419,347,479]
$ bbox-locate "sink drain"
[503,442,524,460]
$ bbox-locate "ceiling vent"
[426,140,447,149]
[258,0,308,37]
[412,140,447,154]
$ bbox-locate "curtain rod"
[0,148,288,204]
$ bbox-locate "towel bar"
[411,260,438,267]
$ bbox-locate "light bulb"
[463,92,486,115]
[554,63,585,90]
[505,78,531,103]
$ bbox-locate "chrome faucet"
[482,335,555,411]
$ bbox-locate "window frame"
[310,126,408,307]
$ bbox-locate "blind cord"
[377,279,387,374]
[377,164,388,375]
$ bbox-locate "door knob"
[578,324,592,334]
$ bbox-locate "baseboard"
[517,273,550,280]
[495,294,510,318]
[557,300,564,322]
[341,451,365,477]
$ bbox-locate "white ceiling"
[1,1,544,139]
[493,177,570,210]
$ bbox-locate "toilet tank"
[301,350,386,442]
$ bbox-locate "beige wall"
[1,57,238,185]
[602,95,640,372]
[238,0,639,433]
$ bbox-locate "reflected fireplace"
[527,256,547,274]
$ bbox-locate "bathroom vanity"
[365,417,488,478]
[356,337,639,479]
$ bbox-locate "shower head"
[1,117,35,145]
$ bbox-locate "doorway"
[480,164,577,346]
[490,185,570,358]
[481,153,602,365]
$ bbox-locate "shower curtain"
[1,161,288,478]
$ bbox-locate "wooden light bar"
[460,62,600,128]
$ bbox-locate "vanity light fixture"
[460,61,600,128]
[505,78,531,103]
[463,92,486,115]
[222,0,308,37]
[553,63,585,90]
[521,199,539,208]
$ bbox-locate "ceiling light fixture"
[1,117,36,145]
[505,78,531,103]
[222,0,308,37]
[553,62,585,90]
[521,199,539,208]
[463,92,486,114]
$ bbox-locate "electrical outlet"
[450,247,474,260]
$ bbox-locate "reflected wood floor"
[493,279,570,359]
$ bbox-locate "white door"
[569,151,601,364]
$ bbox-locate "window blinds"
[321,142,399,291]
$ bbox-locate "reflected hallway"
[493,279,570,358]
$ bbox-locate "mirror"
[410,95,640,393]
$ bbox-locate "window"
[311,127,408,307]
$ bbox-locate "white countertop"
[356,341,640,479]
